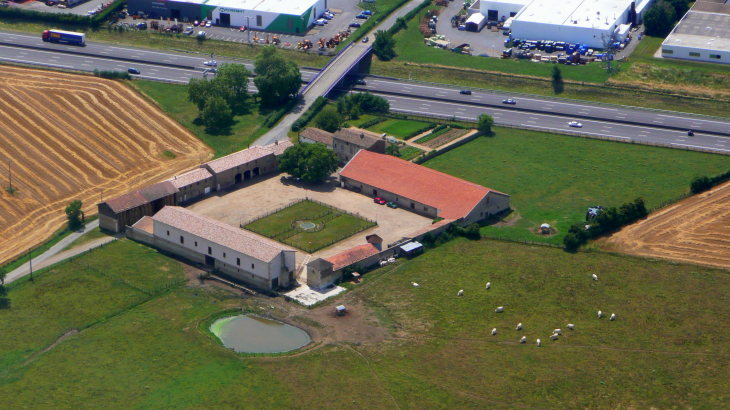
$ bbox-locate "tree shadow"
[193,117,235,136]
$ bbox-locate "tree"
[667,0,689,20]
[216,63,251,107]
[563,233,582,251]
[476,114,494,133]
[0,267,6,285]
[386,144,401,157]
[314,106,343,132]
[254,46,302,106]
[200,96,233,131]
[691,175,712,194]
[277,143,339,183]
[188,77,213,111]
[551,65,564,93]
[65,200,83,230]
[338,92,390,115]
[0,284,8,310]
[373,30,397,61]
[644,1,676,36]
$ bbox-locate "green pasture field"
[243,200,376,253]
[423,127,730,244]
[61,227,112,252]
[2,235,730,409]
[134,80,273,158]
[367,119,430,139]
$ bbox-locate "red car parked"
[374,197,386,205]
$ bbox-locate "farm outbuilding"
[299,128,334,148]
[201,140,292,191]
[465,13,487,32]
[331,129,386,165]
[98,181,178,233]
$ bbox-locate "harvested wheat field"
[0,67,212,265]
[605,180,730,269]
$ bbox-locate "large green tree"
[200,96,233,131]
[476,114,494,133]
[254,46,302,106]
[278,143,338,183]
[644,1,676,36]
[216,63,251,107]
[0,284,8,309]
[336,93,390,117]
[65,200,83,230]
[373,30,397,61]
[314,106,343,132]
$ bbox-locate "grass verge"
[422,127,730,244]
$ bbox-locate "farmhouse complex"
[340,151,510,224]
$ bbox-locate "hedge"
[690,168,730,194]
[291,96,328,131]
[403,122,437,140]
[387,0,433,36]
[359,116,387,129]
[93,69,131,80]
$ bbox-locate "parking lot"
[6,0,114,16]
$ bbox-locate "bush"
[314,106,343,132]
[644,0,677,36]
[93,69,131,80]
[291,97,328,131]
[387,0,433,36]
[359,117,387,129]
[563,197,648,250]
[690,175,712,194]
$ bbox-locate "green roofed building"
[127,0,328,34]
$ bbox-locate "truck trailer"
[41,30,86,45]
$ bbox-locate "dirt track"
[605,180,730,269]
[0,67,212,266]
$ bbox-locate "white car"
[197,31,206,38]
[205,21,212,27]
[204,60,217,67]
[314,19,325,26]
[568,121,583,128]
[183,26,194,35]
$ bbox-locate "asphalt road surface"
[2,29,729,153]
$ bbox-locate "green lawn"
[2,235,730,408]
[134,80,273,158]
[0,239,185,370]
[61,227,112,252]
[243,200,376,253]
[423,127,730,245]
[367,119,430,139]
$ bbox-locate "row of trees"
[644,0,690,36]
[314,93,391,132]
[564,197,648,251]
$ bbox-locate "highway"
[1,29,730,154]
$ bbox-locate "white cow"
[387,257,396,264]
[550,333,559,340]
[495,306,504,313]
[458,289,464,297]
[553,328,562,335]
[567,323,575,330]
[592,274,598,281]
[537,339,541,347]
[516,323,522,331]
[379,261,388,267]
[492,328,497,336]
[520,336,527,344]
[598,310,603,319]
[486,282,491,290]
[610,313,616,321]
[412,282,419,287]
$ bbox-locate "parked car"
[197,31,206,38]
[477,53,489,57]
[322,14,332,20]
[349,22,361,28]
[205,21,212,28]
[568,121,583,128]
[204,60,217,66]
[362,36,369,43]
[136,22,147,30]
[239,25,247,32]
[362,10,372,15]
[460,90,472,95]
[356,13,369,19]
[374,197,386,205]
[386,202,398,209]
[315,19,326,26]
[502,99,517,105]
[183,26,194,35]
[355,79,367,85]
[128,68,140,74]
[193,20,200,26]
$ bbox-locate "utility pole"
[29,248,33,282]
[246,16,250,43]
[7,159,11,193]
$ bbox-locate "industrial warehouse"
[477,0,654,48]
[661,0,730,64]
[126,0,327,33]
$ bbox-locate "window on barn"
[256,15,262,26]
[410,203,415,209]
[195,241,198,247]
[223,252,226,258]
[252,263,255,269]
[424,206,428,211]
[237,258,241,266]
[167,230,170,236]
[208,247,212,255]
[690,52,700,57]
[180,236,184,244]
[711,54,721,59]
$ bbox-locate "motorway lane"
[354,79,730,138]
[376,93,730,154]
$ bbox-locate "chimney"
[360,133,364,139]
[275,140,279,145]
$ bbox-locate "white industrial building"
[661,1,730,64]
[480,0,653,48]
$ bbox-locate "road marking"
[421,104,431,106]
[100,51,109,54]
[672,142,730,152]
[603,126,612,129]
[579,112,588,114]
[716,144,725,147]
[527,121,536,123]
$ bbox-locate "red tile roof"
[340,150,507,220]
[326,243,380,272]
[153,206,294,262]
[132,216,154,234]
[204,146,273,174]
[264,140,294,156]
[300,128,333,146]
[168,168,213,189]
[104,181,179,214]
[333,128,381,149]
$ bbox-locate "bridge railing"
[322,45,372,98]
[298,41,354,97]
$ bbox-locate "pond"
[210,315,311,354]
[299,221,316,230]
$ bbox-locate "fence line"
[240,198,307,227]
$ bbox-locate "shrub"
[93,69,131,80]
[359,117,387,129]
[314,106,343,132]
[291,97,327,131]
[690,175,713,194]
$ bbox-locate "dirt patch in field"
[604,180,730,269]
[0,67,212,265]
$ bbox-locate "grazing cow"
[495,306,504,313]
[412,282,419,287]
[610,313,616,321]
[550,333,559,340]
[553,329,562,335]
[567,323,575,330]
[592,274,598,281]
[458,289,464,297]
[537,339,541,347]
[486,282,491,290]
[516,323,522,331]
[520,336,527,344]
[492,328,497,336]
[598,310,603,319]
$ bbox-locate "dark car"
[362,36,369,43]
[349,22,361,28]
[502,99,516,105]
[356,13,369,19]
[386,202,398,209]
[688,130,694,136]
[355,79,367,85]
[128,68,140,74]
[460,90,472,95]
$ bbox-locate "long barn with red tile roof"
[339,150,509,225]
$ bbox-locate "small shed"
[335,305,347,316]
[540,223,550,234]
[366,234,384,250]
[465,13,487,32]
[400,241,423,256]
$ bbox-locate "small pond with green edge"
[210,315,311,353]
